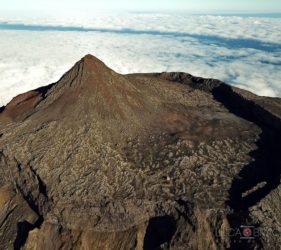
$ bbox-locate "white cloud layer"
[0,13,280,106]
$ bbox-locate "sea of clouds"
[0,13,281,106]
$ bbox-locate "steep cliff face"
[0,55,280,250]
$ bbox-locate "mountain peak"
[80,54,110,72]
[0,54,144,125]
[82,53,102,62]
[47,54,116,93]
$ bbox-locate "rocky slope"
[0,54,280,250]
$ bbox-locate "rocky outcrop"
[0,55,280,249]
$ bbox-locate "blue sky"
[1,0,281,13]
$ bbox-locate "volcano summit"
[0,55,280,250]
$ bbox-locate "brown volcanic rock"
[0,54,280,250]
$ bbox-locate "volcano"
[0,55,280,250]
